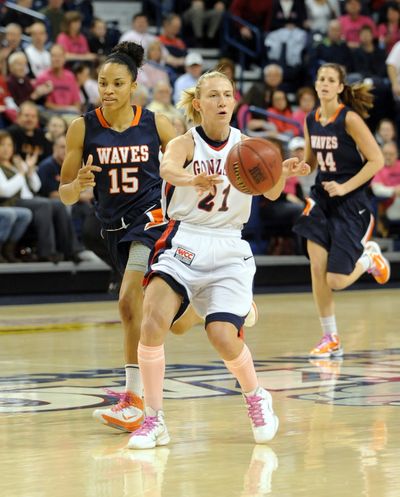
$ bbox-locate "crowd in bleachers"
[1,0,400,266]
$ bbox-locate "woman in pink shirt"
[371,141,400,222]
[56,11,97,64]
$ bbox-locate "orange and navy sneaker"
[365,241,391,284]
[92,390,144,432]
[309,333,343,358]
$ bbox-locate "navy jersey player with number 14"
[293,63,391,360]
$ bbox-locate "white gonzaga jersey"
[162,126,252,229]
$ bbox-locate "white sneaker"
[92,390,144,432]
[127,408,170,449]
[244,387,279,443]
[244,301,258,328]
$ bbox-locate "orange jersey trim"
[95,105,143,128]
[315,104,345,125]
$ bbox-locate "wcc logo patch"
[174,246,195,265]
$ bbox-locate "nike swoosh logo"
[244,256,254,261]
[122,414,140,420]
[358,209,366,215]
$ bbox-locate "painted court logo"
[1,349,400,412]
[174,246,195,265]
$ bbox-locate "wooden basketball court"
[1,288,399,497]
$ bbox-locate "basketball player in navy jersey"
[293,63,390,360]
[127,71,310,449]
[58,42,201,432]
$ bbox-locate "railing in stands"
[222,13,262,93]
[3,1,50,33]
[243,105,303,136]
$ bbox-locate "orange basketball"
[225,138,283,195]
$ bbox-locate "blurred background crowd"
[1,0,400,271]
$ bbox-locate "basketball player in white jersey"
[128,71,310,449]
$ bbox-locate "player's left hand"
[282,158,311,177]
[322,181,347,197]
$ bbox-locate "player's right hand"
[76,154,102,191]
[191,172,223,195]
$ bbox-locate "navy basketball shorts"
[102,214,166,276]
[145,221,256,327]
[293,188,375,275]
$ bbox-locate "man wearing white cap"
[173,52,203,104]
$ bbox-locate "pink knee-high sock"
[224,344,258,393]
[138,342,165,411]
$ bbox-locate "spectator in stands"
[40,0,66,42]
[0,0,36,33]
[377,2,400,54]
[270,0,308,31]
[7,52,53,107]
[71,62,100,113]
[43,114,67,157]
[158,13,186,68]
[137,40,172,92]
[87,17,114,59]
[350,24,391,129]
[173,51,203,104]
[237,63,283,131]
[265,23,308,91]
[8,101,48,162]
[56,11,97,65]
[0,129,69,262]
[171,113,188,135]
[292,86,317,134]
[229,0,273,38]
[181,1,226,47]
[309,19,353,79]
[288,134,316,196]
[131,85,149,107]
[34,44,82,120]
[267,89,299,137]
[0,74,18,127]
[350,25,387,82]
[305,0,340,35]
[371,141,400,233]
[0,23,24,75]
[147,80,182,121]
[339,0,377,48]
[24,21,51,78]
[38,134,89,250]
[119,12,184,72]
[119,12,159,53]
[375,117,397,146]
[0,205,32,262]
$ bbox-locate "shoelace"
[132,416,158,436]
[104,389,133,412]
[246,395,265,427]
[315,334,336,350]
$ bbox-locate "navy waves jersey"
[307,104,366,187]
[83,106,162,227]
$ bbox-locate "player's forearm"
[59,180,81,205]
[343,160,384,194]
[160,161,194,186]
[263,173,285,200]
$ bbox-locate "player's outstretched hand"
[76,154,102,191]
[191,172,223,195]
[282,158,311,177]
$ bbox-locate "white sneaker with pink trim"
[127,408,170,450]
[244,387,279,443]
